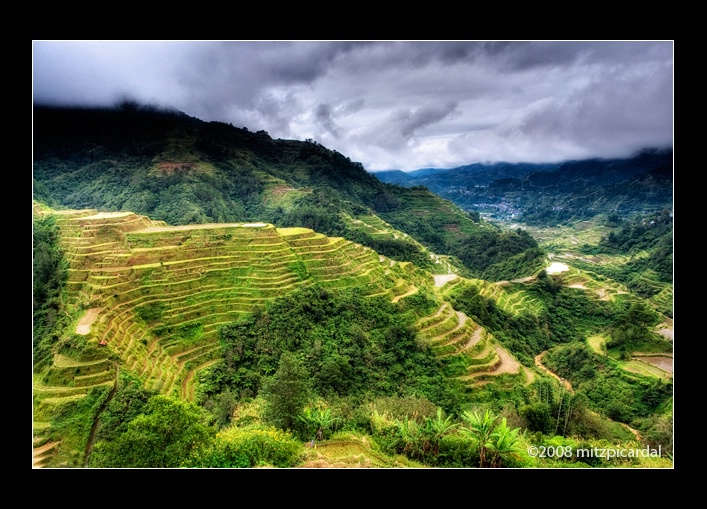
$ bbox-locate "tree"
[459,409,525,468]
[296,403,340,441]
[33,214,68,363]
[394,416,422,457]
[521,402,554,434]
[608,302,660,348]
[488,417,524,467]
[187,425,303,468]
[260,351,311,432]
[202,388,239,429]
[90,395,213,468]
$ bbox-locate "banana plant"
[459,409,498,468]
[296,404,339,441]
[423,408,460,456]
[488,417,524,467]
[395,416,421,456]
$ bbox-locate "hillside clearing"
[76,308,102,335]
[433,273,458,287]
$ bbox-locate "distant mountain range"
[372,162,561,188]
[372,150,673,226]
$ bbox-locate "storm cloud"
[32,40,673,171]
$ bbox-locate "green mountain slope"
[32,203,673,468]
[33,104,544,281]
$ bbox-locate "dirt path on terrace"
[392,286,418,303]
[86,212,133,219]
[655,318,674,341]
[33,441,61,468]
[493,346,521,375]
[620,422,642,441]
[450,311,468,333]
[461,345,520,378]
[455,320,487,353]
[139,222,267,233]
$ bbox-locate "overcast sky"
[32,40,673,171]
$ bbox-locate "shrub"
[188,425,303,468]
[437,433,480,467]
[89,395,213,468]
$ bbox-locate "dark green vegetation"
[542,341,672,425]
[32,104,672,468]
[199,287,461,412]
[33,214,69,366]
[451,229,544,282]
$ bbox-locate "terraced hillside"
[440,277,547,318]
[34,206,535,469]
[342,213,461,275]
[33,105,548,283]
[32,351,118,467]
[422,311,524,391]
[41,208,438,398]
[412,275,528,392]
[522,216,673,317]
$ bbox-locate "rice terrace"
[33,207,528,398]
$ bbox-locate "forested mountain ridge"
[374,162,562,190]
[32,104,544,281]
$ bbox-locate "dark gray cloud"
[314,103,343,139]
[33,40,673,171]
